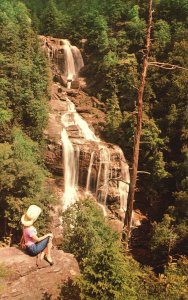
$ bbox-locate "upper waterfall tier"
[39,35,84,88]
[41,36,130,213]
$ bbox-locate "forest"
[0,0,187,299]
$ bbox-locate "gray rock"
[0,247,79,300]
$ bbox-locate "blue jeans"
[26,237,50,256]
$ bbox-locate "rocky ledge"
[0,247,79,300]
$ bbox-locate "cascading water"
[41,35,130,214]
[61,39,76,86]
[71,45,84,75]
[74,144,80,187]
[61,95,130,211]
[61,39,84,88]
[86,152,95,193]
[96,146,110,205]
[61,96,99,209]
[40,36,84,88]
[61,128,78,210]
[65,97,99,142]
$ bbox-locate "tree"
[106,92,122,134]
[150,214,178,263]
[123,0,153,249]
[40,0,62,36]
[61,198,152,300]
[0,0,53,243]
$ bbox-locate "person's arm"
[19,234,26,249]
[31,233,53,243]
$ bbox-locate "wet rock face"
[41,36,130,212]
[39,35,84,87]
[0,247,79,300]
[40,36,66,74]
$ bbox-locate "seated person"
[20,205,54,266]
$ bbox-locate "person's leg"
[35,237,50,254]
[35,236,53,264]
[40,250,46,260]
[45,236,53,262]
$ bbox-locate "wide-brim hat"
[21,205,42,227]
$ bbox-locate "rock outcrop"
[0,247,79,300]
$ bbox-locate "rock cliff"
[0,247,79,300]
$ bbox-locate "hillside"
[0,1,187,299]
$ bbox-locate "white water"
[86,152,95,192]
[61,39,84,87]
[62,40,76,83]
[75,144,80,187]
[61,97,129,211]
[96,146,110,205]
[61,96,100,209]
[71,45,84,75]
[65,97,99,142]
[61,96,130,211]
[61,128,78,210]
[40,36,84,88]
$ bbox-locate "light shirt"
[23,226,37,246]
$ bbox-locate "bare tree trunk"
[123,0,153,249]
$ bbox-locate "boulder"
[71,80,80,89]
[0,247,79,300]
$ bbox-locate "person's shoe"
[44,255,54,266]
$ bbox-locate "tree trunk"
[123,0,153,249]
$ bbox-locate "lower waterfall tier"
[44,82,130,212]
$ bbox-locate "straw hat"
[21,205,42,227]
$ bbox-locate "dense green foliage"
[0,0,53,242]
[60,199,188,299]
[61,199,148,299]
[1,0,187,296]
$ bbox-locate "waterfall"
[75,145,80,187]
[61,96,130,212]
[60,98,80,209]
[96,146,110,205]
[61,128,78,210]
[61,39,84,88]
[41,35,130,215]
[61,96,99,209]
[62,40,76,84]
[65,97,99,142]
[86,152,95,192]
[71,45,84,75]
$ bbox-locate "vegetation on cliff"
[0,0,187,298]
[0,0,53,242]
[60,199,188,300]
